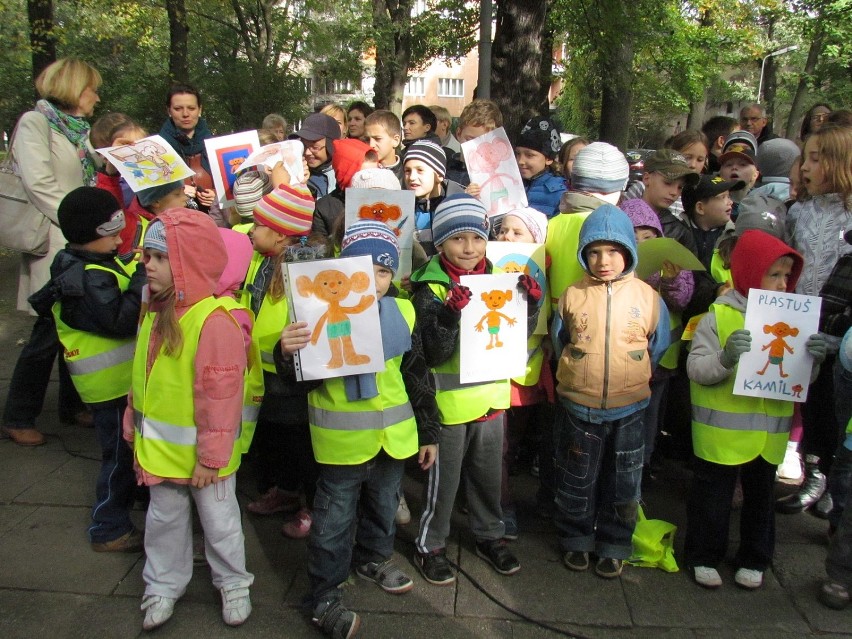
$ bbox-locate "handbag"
[0,115,52,256]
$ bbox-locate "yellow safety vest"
[427,281,511,425]
[243,253,290,373]
[53,263,135,404]
[132,296,244,478]
[690,303,793,466]
[513,333,545,387]
[232,221,253,235]
[308,298,419,465]
[659,311,683,371]
[710,250,732,288]
[546,211,591,310]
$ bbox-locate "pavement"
[0,245,850,639]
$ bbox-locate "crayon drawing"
[476,289,516,349]
[486,241,548,334]
[97,135,195,191]
[757,322,799,378]
[462,128,527,219]
[345,189,416,278]
[204,131,261,208]
[239,140,305,184]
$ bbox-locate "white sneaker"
[734,568,764,589]
[777,442,802,481]
[221,587,252,626]
[693,566,722,588]
[141,594,176,630]
[395,494,412,525]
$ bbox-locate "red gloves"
[445,285,473,313]
[517,274,542,303]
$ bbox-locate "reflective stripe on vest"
[309,402,414,431]
[53,263,134,404]
[690,302,792,465]
[132,297,244,478]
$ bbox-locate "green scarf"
[35,99,96,186]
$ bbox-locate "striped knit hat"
[233,170,273,218]
[571,142,629,195]
[340,220,400,273]
[404,140,447,178]
[253,183,315,236]
[143,219,168,254]
[432,194,490,247]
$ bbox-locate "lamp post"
[477,0,492,99]
[758,45,799,102]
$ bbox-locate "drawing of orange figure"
[296,269,375,368]
[357,202,403,236]
[475,289,516,350]
[757,321,799,378]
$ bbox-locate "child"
[312,138,378,236]
[124,209,254,630]
[405,139,449,256]
[718,135,760,216]
[638,149,700,250]
[412,194,541,585]
[681,175,746,269]
[753,138,801,202]
[778,124,852,517]
[365,109,404,183]
[685,229,826,589]
[279,220,440,639]
[124,178,188,252]
[244,166,328,538]
[28,187,145,552]
[494,206,554,532]
[446,99,503,187]
[619,198,694,478]
[558,136,590,186]
[701,116,738,173]
[554,204,670,579]
[514,116,566,218]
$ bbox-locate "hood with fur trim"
[158,208,228,308]
[730,229,802,297]
[577,204,639,278]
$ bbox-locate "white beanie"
[503,207,548,243]
[350,168,401,191]
[571,142,629,194]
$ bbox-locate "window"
[411,0,427,17]
[405,76,425,97]
[437,78,464,98]
[330,79,355,94]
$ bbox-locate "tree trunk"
[599,39,634,150]
[27,0,55,81]
[491,0,548,143]
[686,91,707,130]
[166,0,189,85]
[373,0,412,115]
[785,24,823,140]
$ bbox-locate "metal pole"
[758,54,769,102]
[477,0,491,99]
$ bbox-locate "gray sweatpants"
[143,475,254,599]
[416,412,505,553]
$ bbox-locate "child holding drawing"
[279,220,440,639]
[684,229,826,589]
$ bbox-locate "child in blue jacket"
[515,116,566,219]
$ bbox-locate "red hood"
[332,138,372,190]
[158,208,228,308]
[731,229,802,296]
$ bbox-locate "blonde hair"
[806,124,852,208]
[151,286,184,357]
[35,58,102,111]
[267,233,331,301]
[429,105,452,125]
[458,99,503,131]
[257,128,279,145]
[365,110,401,137]
[320,104,346,128]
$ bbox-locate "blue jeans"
[306,450,404,607]
[88,399,137,543]
[553,405,644,559]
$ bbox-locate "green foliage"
[408,0,478,71]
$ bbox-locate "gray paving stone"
[15,456,99,507]
[0,503,38,534]
[0,444,70,502]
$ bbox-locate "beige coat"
[12,111,88,314]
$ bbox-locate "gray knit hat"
[757,138,801,180]
[733,192,787,239]
[431,194,490,247]
[571,142,629,194]
[233,171,273,218]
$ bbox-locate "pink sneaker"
[246,487,300,516]
[282,508,312,539]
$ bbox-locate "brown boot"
[1,426,46,447]
[91,528,144,553]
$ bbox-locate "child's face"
[497,215,535,243]
[404,160,439,198]
[365,124,400,165]
[801,136,828,195]
[249,221,286,257]
[150,187,188,214]
[86,232,123,254]
[633,227,657,244]
[680,142,708,174]
[347,110,367,140]
[402,113,430,141]
[562,142,587,180]
[439,232,486,270]
[373,264,393,300]
[457,124,493,144]
[143,248,173,293]
[695,191,733,230]
[585,241,627,281]
[515,147,551,179]
[642,172,685,211]
[719,158,757,188]
[760,256,794,292]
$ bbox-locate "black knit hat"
[58,187,125,245]
[517,116,562,159]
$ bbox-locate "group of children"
[31,97,852,637]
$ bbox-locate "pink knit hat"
[253,183,315,236]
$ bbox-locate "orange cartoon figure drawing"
[296,269,375,369]
[357,202,404,236]
[476,289,516,350]
[757,321,799,378]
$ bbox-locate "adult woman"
[320,104,347,138]
[346,101,373,142]
[2,58,101,446]
[800,103,832,142]
[158,84,217,215]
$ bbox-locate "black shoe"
[813,491,833,519]
[312,599,360,639]
[595,557,623,579]
[563,551,589,571]
[475,539,520,575]
[776,455,826,514]
[415,549,455,586]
